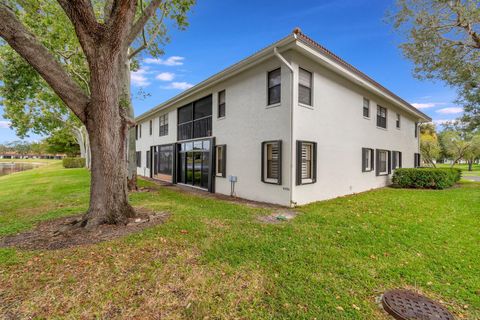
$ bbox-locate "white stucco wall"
[289,52,420,205]
[135,56,293,206]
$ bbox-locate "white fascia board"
[295,41,431,122]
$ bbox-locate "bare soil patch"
[0,207,169,250]
[257,210,299,224]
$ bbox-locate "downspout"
[273,45,295,207]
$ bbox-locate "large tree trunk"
[81,46,135,228]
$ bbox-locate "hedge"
[392,167,461,189]
[62,157,86,168]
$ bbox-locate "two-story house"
[135,29,430,206]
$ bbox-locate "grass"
[0,163,479,319]
[437,163,480,177]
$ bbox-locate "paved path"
[463,175,480,182]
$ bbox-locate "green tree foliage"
[45,129,80,157]
[390,0,480,127]
[420,123,441,167]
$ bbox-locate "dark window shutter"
[296,141,302,185]
[399,152,402,168]
[362,148,367,172]
[261,142,265,183]
[375,149,380,176]
[312,142,317,183]
[388,151,392,174]
[371,149,374,171]
[277,141,282,185]
[222,145,227,178]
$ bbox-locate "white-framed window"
[363,98,370,118]
[376,149,390,176]
[267,68,281,105]
[396,113,401,129]
[159,114,168,136]
[262,140,281,184]
[218,90,226,118]
[215,145,226,177]
[296,141,317,185]
[362,148,374,172]
[377,105,387,128]
[299,68,312,106]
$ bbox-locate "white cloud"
[162,82,194,90]
[131,68,151,87]
[155,72,175,81]
[144,56,185,66]
[411,102,440,109]
[0,121,11,129]
[436,107,463,114]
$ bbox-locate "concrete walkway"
[463,176,480,182]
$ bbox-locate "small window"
[377,105,387,128]
[414,153,421,167]
[362,148,374,172]
[414,122,418,138]
[296,141,317,185]
[136,151,141,167]
[392,151,402,170]
[159,114,168,136]
[262,140,282,184]
[299,68,312,106]
[218,90,226,118]
[149,120,153,135]
[268,68,281,105]
[215,145,226,177]
[376,149,390,176]
[363,98,370,118]
[396,113,401,129]
[146,150,151,169]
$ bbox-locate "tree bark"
[81,45,135,228]
[468,160,473,171]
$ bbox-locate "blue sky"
[0,0,463,143]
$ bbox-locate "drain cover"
[382,289,454,320]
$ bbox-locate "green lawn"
[0,163,479,319]
[437,163,480,177]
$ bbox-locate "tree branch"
[0,4,88,122]
[57,0,105,58]
[127,0,163,45]
[128,5,166,59]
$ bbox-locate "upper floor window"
[363,98,370,118]
[377,105,387,128]
[268,68,281,105]
[218,90,226,118]
[396,113,401,129]
[149,120,153,135]
[299,68,312,106]
[159,114,168,136]
[262,140,282,184]
[178,95,212,141]
[414,122,418,138]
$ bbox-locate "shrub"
[392,167,461,189]
[62,157,86,169]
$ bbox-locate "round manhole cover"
[382,289,454,320]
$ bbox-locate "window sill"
[299,103,314,110]
[299,180,316,185]
[377,172,389,176]
[215,174,226,178]
[217,116,226,121]
[362,169,373,173]
[363,116,370,120]
[376,126,388,131]
[266,103,281,109]
[263,179,280,185]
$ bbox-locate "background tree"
[390,0,480,127]
[0,0,194,228]
[462,134,480,170]
[420,123,441,167]
[45,128,81,157]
